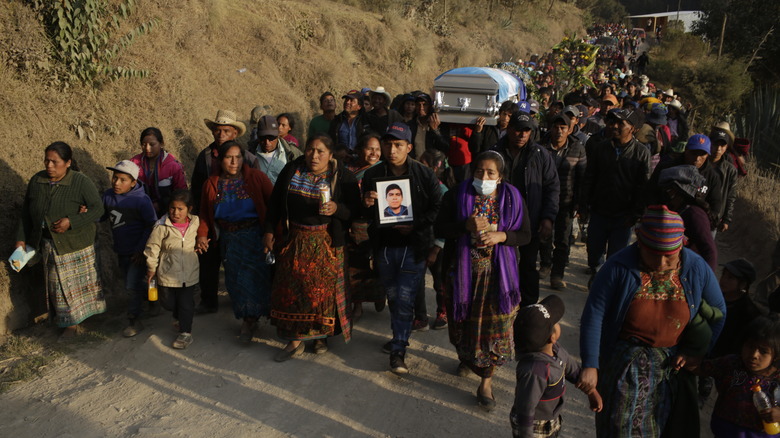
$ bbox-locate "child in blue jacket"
[102,160,157,336]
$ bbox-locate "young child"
[102,160,157,337]
[511,294,602,438]
[144,189,200,349]
[694,315,780,437]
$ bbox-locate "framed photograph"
[375,176,414,227]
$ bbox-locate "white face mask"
[472,177,499,195]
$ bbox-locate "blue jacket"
[102,182,158,255]
[493,138,560,232]
[579,244,726,369]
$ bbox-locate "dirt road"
[0,238,713,437]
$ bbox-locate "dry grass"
[0,0,584,335]
[718,159,780,284]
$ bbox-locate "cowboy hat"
[370,86,392,104]
[712,121,735,145]
[204,110,246,137]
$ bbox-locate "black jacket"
[365,109,404,135]
[583,137,651,220]
[469,125,501,154]
[264,157,360,248]
[493,138,560,232]
[543,139,587,211]
[362,159,443,260]
[711,157,738,225]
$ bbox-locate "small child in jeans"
[691,315,780,437]
[144,189,200,349]
[102,160,157,337]
[511,295,602,438]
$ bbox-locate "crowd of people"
[12,21,779,438]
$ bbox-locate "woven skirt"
[219,226,271,319]
[42,240,106,327]
[271,224,350,342]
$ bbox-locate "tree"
[693,0,780,85]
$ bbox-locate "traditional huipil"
[266,157,360,342]
[436,179,530,376]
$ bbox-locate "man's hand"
[474,116,486,133]
[538,218,553,240]
[363,191,378,208]
[429,113,441,131]
[146,270,155,284]
[718,222,729,232]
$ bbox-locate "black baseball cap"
[515,295,565,352]
[510,112,536,131]
[722,258,757,284]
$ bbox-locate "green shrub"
[647,29,752,131]
[25,0,158,85]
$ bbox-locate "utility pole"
[718,13,727,60]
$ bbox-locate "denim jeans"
[586,211,633,269]
[376,246,426,354]
[117,254,148,319]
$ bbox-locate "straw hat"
[204,110,246,136]
[711,121,735,145]
[370,86,392,104]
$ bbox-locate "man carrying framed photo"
[363,122,442,375]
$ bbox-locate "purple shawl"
[453,179,524,322]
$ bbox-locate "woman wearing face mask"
[434,150,531,411]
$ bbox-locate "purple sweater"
[680,204,717,272]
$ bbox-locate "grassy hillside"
[0,0,584,334]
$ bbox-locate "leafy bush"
[646,28,752,131]
[735,86,780,170]
[25,0,158,85]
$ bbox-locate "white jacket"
[144,214,200,288]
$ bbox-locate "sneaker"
[123,319,144,337]
[550,276,565,290]
[172,332,193,349]
[381,341,393,354]
[412,318,429,332]
[433,312,448,330]
[313,339,328,355]
[538,265,552,279]
[390,352,409,374]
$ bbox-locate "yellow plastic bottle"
[751,385,780,435]
[148,279,158,302]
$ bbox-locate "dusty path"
[0,238,712,438]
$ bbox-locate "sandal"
[477,389,496,412]
[274,342,304,362]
